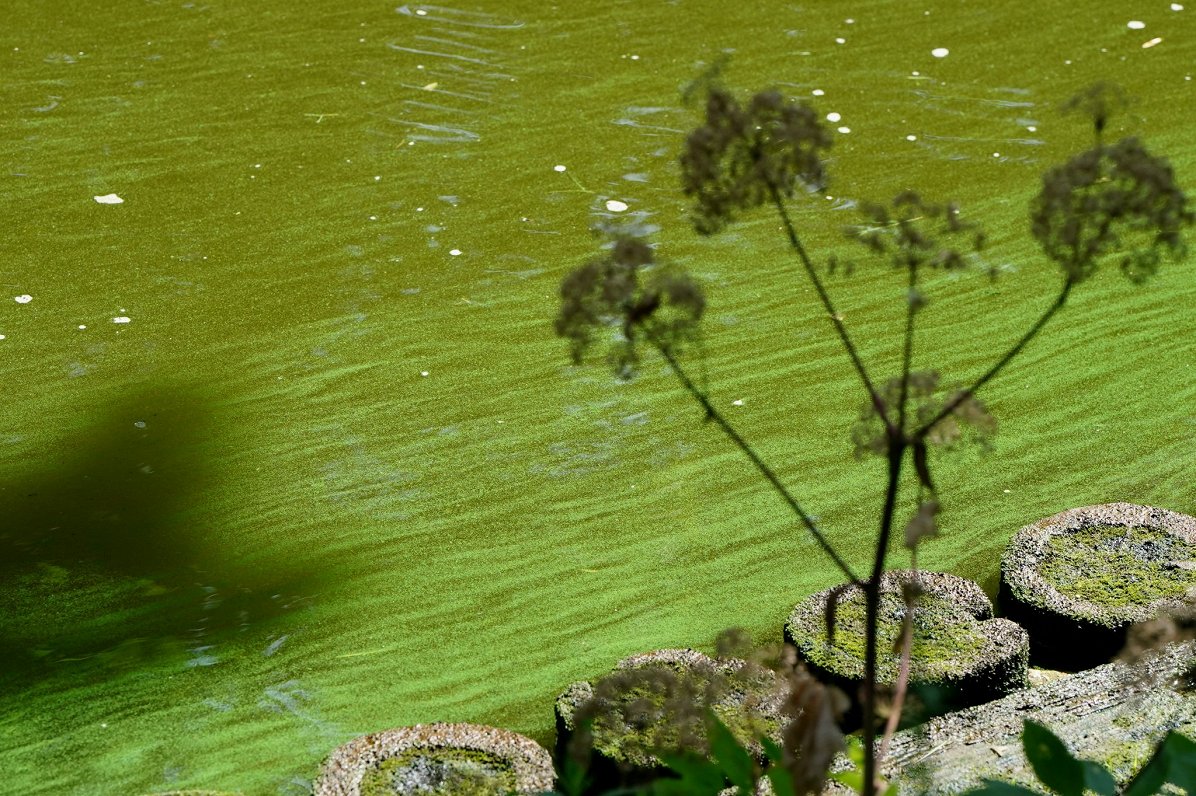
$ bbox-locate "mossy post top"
[785,570,1027,684]
[1002,502,1196,629]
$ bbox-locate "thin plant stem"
[862,441,906,796]
[767,183,894,434]
[915,277,1074,438]
[879,555,919,765]
[648,330,862,586]
[896,262,919,437]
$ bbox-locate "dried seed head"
[555,233,705,378]
[680,86,831,235]
[1031,136,1193,283]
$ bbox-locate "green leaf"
[1124,731,1196,796]
[759,737,797,796]
[1079,760,1116,796]
[961,779,1049,795]
[556,752,589,796]
[707,711,757,793]
[655,752,728,795]
[1021,720,1083,796]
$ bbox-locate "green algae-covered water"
[1,2,1194,792]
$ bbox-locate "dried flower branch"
[681,87,831,235]
[852,371,996,459]
[1060,81,1129,142]
[1031,136,1193,284]
[554,234,705,378]
[848,191,988,285]
[776,647,848,796]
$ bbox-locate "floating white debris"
[553,164,566,172]
[1127,19,1146,29]
[0,334,5,340]
[993,152,1001,158]
[449,248,462,256]
[1143,37,1163,48]
[604,199,628,212]
[826,112,841,122]
[837,126,851,134]
[906,134,918,141]
[931,47,949,58]
[14,294,32,304]
[94,193,123,204]
[78,324,86,330]
[1171,3,1184,10]
[731,399,744,406]
[112,316,131,324]
[1027,125,1037,132]
[812,88,825,96]
[420,370,430,377]
[835,37,846,44]
[134,421,146,428]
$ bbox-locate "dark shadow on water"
[0,389,318,690]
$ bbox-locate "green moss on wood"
[1040,524,1196,609]
[809,591,990,682]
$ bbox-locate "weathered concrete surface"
[875,640,1196,793]
[1000,502,1196,670]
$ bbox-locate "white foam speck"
[993,152,1001,158]
[0,334,5,340]
[1127,19,1146,29]
[420,370,430,377]
[449,248,462,256]
[931,47,949,58]
[826,112,841,122]
[837,126,851,134]
[134,421,146,428]
[368,215,377,220]
[845,18,854,24]
[605,199,629,212]
[732,399,744,406]
[94,193,123,204]
[374,175,381,181]
[1143,37,1163,48]
[415,206,424,212]
[912,70,921,76]
[835,37,846,44]
[553,164,566,172]
[629,54,640,60]
[112,316,131,324]
[906,134,917,141]
[1171,3,1184,10]
[1027,125,1037,132]
[812,89,825,96]
[14,294,31,304]
[415,8,426,15]
[78,325,86,330]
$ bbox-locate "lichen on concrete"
[1001,502,1196,669]
[784,571,1029,711]
[313,723,554,796]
